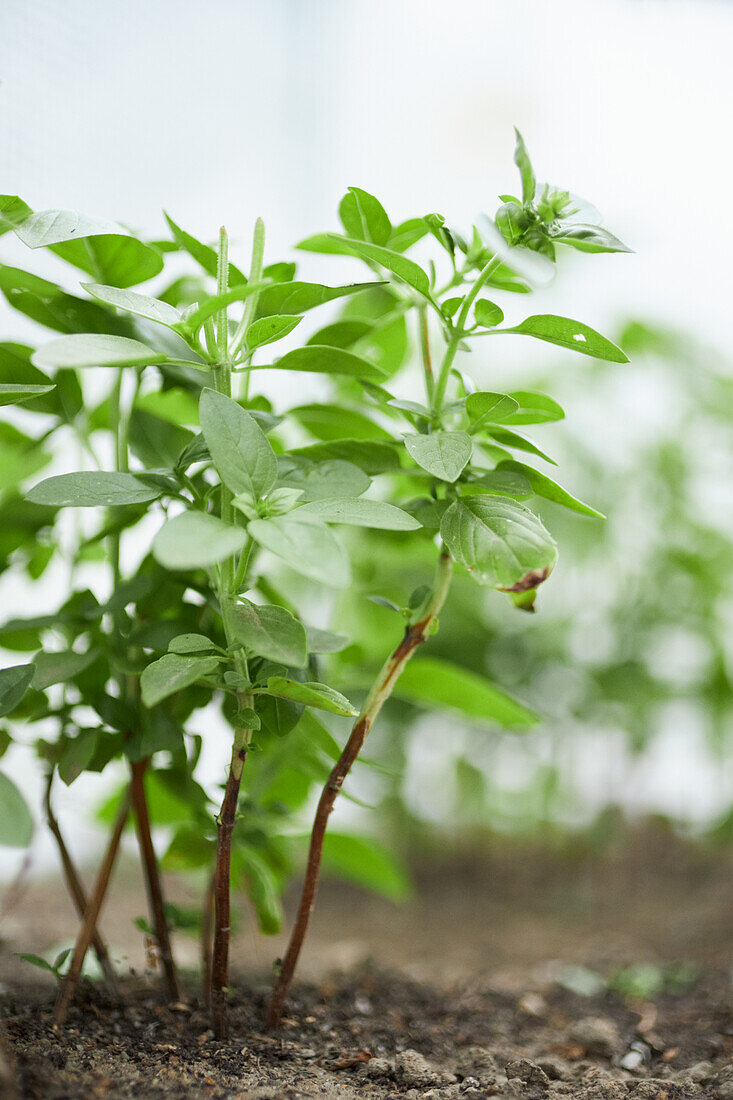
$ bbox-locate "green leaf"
[474,299,504,327]
[244,314,301,351]
[26,472,161,507]
[288,439,399,475]
[0,195,32,235]
[440,496,557,590]
[176,282,263,333]
[466,391,520,425]
[513,127,536,204]
[163,212,244,283]
[497,460,604,518]
[153,511,247,570]
[230,601,308,668]
[289,403,391,442]
[505,391,565,425]
[264,676,358,717]
[58,729,98,786]
[272,345,386,381]
[248,513,350,587]
[468,468,533,500]
[339,187,391,245]
[141,653,221,707]
[82,283,182,327]
[486,427,556,464]
[167,634,218,654]
[335,237,431,298]
[199,389,277,498]
[32,334,166,369]
[501,315,629,362]
[14,210,163,287]
[552,223,633,254]
[0,664,35,718]
[0,266,128,336]
[236,846,283,935]
[307,320,373,349]
[0,773,34,847]
[320,832,410,900]
[256,280,378,317]
[32,649,98,690]
[388,217,429,252]
[0,384,55,407]
[404,431,472,482]
[278,458,371,501]
[396,656,537,726]
[305,626,350,654]
[16,953,56,973]
[298,498,420,530]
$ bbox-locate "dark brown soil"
[1,828,732,1098]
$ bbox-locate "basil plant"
[0,131,629,1036]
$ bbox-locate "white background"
[2,0,732,876]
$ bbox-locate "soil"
[1,826,732,1099]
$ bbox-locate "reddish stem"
[129,759,181,1002]
[267,552,452,1028]
[44,773,118,993]
[201,872,215,1008]
[53,792,130,1026]
[210,735,247,1039]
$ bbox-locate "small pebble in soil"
[567,1015,622,1058]
[453,1045,498,1085]
[505,1059,550,1089]
[395,1048,457,1088]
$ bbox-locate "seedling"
[0,130,629,1036]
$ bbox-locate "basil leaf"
[264,677,359,717]
[298,498,420,530]
[440,496,557,590]
[141,653,221,707]
[153,511,247,570]
[501,315,629,362]
[199,389,277,498]
[26,472,161,508]
[404,431,472,482]
[248,513,350,587]
[230,602,308,668]
[32,334,166,370]
[396,656,537,727]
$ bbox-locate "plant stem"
[129,759,181,1001]
[53,791,130,1026]
[207,226,256,1038]
[201,872,215,1008]
[418,304,435,404]
[267,549,453,1027]
[431,254,502,414]
[231,218,266,371]
[43,773,118,994]
[210,725,248,1039]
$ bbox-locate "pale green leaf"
[248,513,350,587]
[141,653,221,707]
[396,656,537,726]
[199,388,277,498]
[298,497,420,530]
[153,511,247,570]
[32,334,166,370]
[440,496,557,590]
[27,471,161,507]
[404,431,472,482]
[264,676,358,717]
[0,772,34,847]
[230,601,307,668]
[0,384,55,407]
[272,345,386,382]
[82,283,182,326]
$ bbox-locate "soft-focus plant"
[0,131,629,1035]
